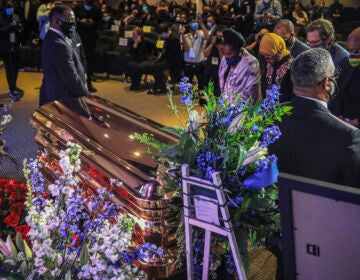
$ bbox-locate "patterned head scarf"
[259,33,290,60]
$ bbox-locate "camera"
[215,36,223,45]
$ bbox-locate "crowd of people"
[0,0,358,99]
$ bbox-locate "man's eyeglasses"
[307,38,323,47]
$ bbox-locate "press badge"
[189,48,196,58]
[211,57,219,65]
[10,33,15,43]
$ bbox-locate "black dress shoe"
[9,91,21,100]
[15,87,24,93]
[88,84,97,93]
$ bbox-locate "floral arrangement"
[0,178,29,242]
[0,102,13,156]
[132,78,291,276]
[0,142,162,279]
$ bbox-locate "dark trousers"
[83,46,95,85]
[183,62,206,90]
[128,59,155,87]
[152,60,168,90]
[1,50,20,91]
[205,65,220,96]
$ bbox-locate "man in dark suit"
[273,19,309,58]
[331,28,360,128]
[39,5,89,106]
[74,0,102,92]
[0,1,24,100]
[270,48,360,188]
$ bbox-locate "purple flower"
[179,77,192,94]
[260,125,281,147]
[180,94,193,106]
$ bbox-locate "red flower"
[10,202,26,216]
[0,197,3,207]
[4,213,20,227]
[42,193,49,200]
[8,191,26,202]
[3,184,12,194]
[70,233,80,247]
[15,225,30,243]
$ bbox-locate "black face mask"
[60,20,76,36]
[327,76,338,100]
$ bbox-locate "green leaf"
[160,126,184,137]
[80,243,89,266]
[24,238,32,259]
[236,145,247,170]
[15,233,25,252]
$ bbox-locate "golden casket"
[30,96,181,279]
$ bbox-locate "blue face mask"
[142,6,147,11]
[5,8,13,16]
[206,22,212,29]
[191,22,199,30]
[84,4,92,11]
[226,55,241,66]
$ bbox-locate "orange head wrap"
[259,33,290,60]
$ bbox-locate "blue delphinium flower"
[254,158,270,172]
[180,94,193,106]
[258,84,280,115]
[251,124,259,133]
[260,125,281,147]
[224,253,236,275]
[237,167,246,176]
[179,77,192,94]
[268,154,278,163]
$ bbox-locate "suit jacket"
[290,38,309,58]
[270,96,360,188]
[39,30,89,106]
[330,63,360,122]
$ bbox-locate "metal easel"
[181,164,246,280]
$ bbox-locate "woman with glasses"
[259,32,294,102]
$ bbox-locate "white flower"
[62,186,74,196]
[228,112,247,135]
[0,114,12,126]
[242,146,268,166]
[48,184,60,197]
[187,109,202,132]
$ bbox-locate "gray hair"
[275,19,294,34]
[291,48,334,88]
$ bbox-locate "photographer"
[180,17,208,90]
[245,27,269,56]
[0,1,24,100]
[204,27,223,96]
